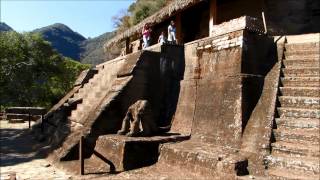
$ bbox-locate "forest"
[0,32,90,109]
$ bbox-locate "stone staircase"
[49,56,133,161]
[268,41,320,179]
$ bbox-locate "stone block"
[159,140,248,179]
[93,134,188,171]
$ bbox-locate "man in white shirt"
[167,20,177,44]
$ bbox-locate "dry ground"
[0,120,204,180]
[0,120,72,180]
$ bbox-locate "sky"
[0,0,135,38]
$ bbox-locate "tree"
[0,31,90,109]
[112,0,168,34]
[112,10,132,34]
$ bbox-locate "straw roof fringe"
[104,0,204,50]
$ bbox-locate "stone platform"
[92,134,189,172]
[158,139,249,179]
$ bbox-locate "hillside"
[33,23,86,60]
[33,23,115,64]
[0,22,13,32]
[80,31,115,65]
[1,22,115,64]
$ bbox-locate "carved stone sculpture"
[117,100,169,137]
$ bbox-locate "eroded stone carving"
[117,100,169,137]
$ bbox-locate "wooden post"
[175,13,182,44]
[209,0,217,37]
[79,136,84,175]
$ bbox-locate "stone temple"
[33,0,320,179]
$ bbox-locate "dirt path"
[0,120,72,180]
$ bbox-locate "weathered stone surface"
[274,128,319,145]
[279,96,320,109]
[93,134,188,171]
[267,155,319,174]
[280,87,320,97]
[36,15,319,179]
[268,168,319,180]
[159,28,279,178]
[281,77,320,87]
[271,141,319,158]
[278,107,320,119]
[275,118,320,129]
[73,69,98,86]
[283,59,320,68]
[268,38,320,179]
[159,140,248,179]
[282,67,320,77]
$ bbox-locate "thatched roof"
[104,0,204,50]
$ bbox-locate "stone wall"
[191,30,244,149]
[173,16,279,151]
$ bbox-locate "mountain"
[80,32,115,65]
[32,23,115,64]
[0,22,14,32]
[1,22,115,64]
[33,23,86,60]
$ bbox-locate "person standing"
[167,20,176,44]
[142,24,151,49]
[158,31,166,45]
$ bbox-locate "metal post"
[79,136,84,175]
[262,11,268,35]
[28,112,31,128]
[41,114,44,133]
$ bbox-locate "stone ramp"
[267,34,320,179]
[47,52,143,162]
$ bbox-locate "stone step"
[70,109,84,120]
[267,154,319,174]
[285,42,319,52]
[282,59,320,68]
[268,167,319,180]
[283,59,320,68]
[99,85,112,92]
[271,141,319,158]
[285,54,320,61]
[284,49,320,57]
[280,87,320,97]
[75,104,91,112]
[275,118,320,129]
[279,96,320,109]
[158,141,248,178]
[274,128,319,145]
[86,91,105,101]
[277,107,320,119]
[69,113,85,124]
[77,88,87,95]
[282,67,319,77]
[281,77,320,87]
